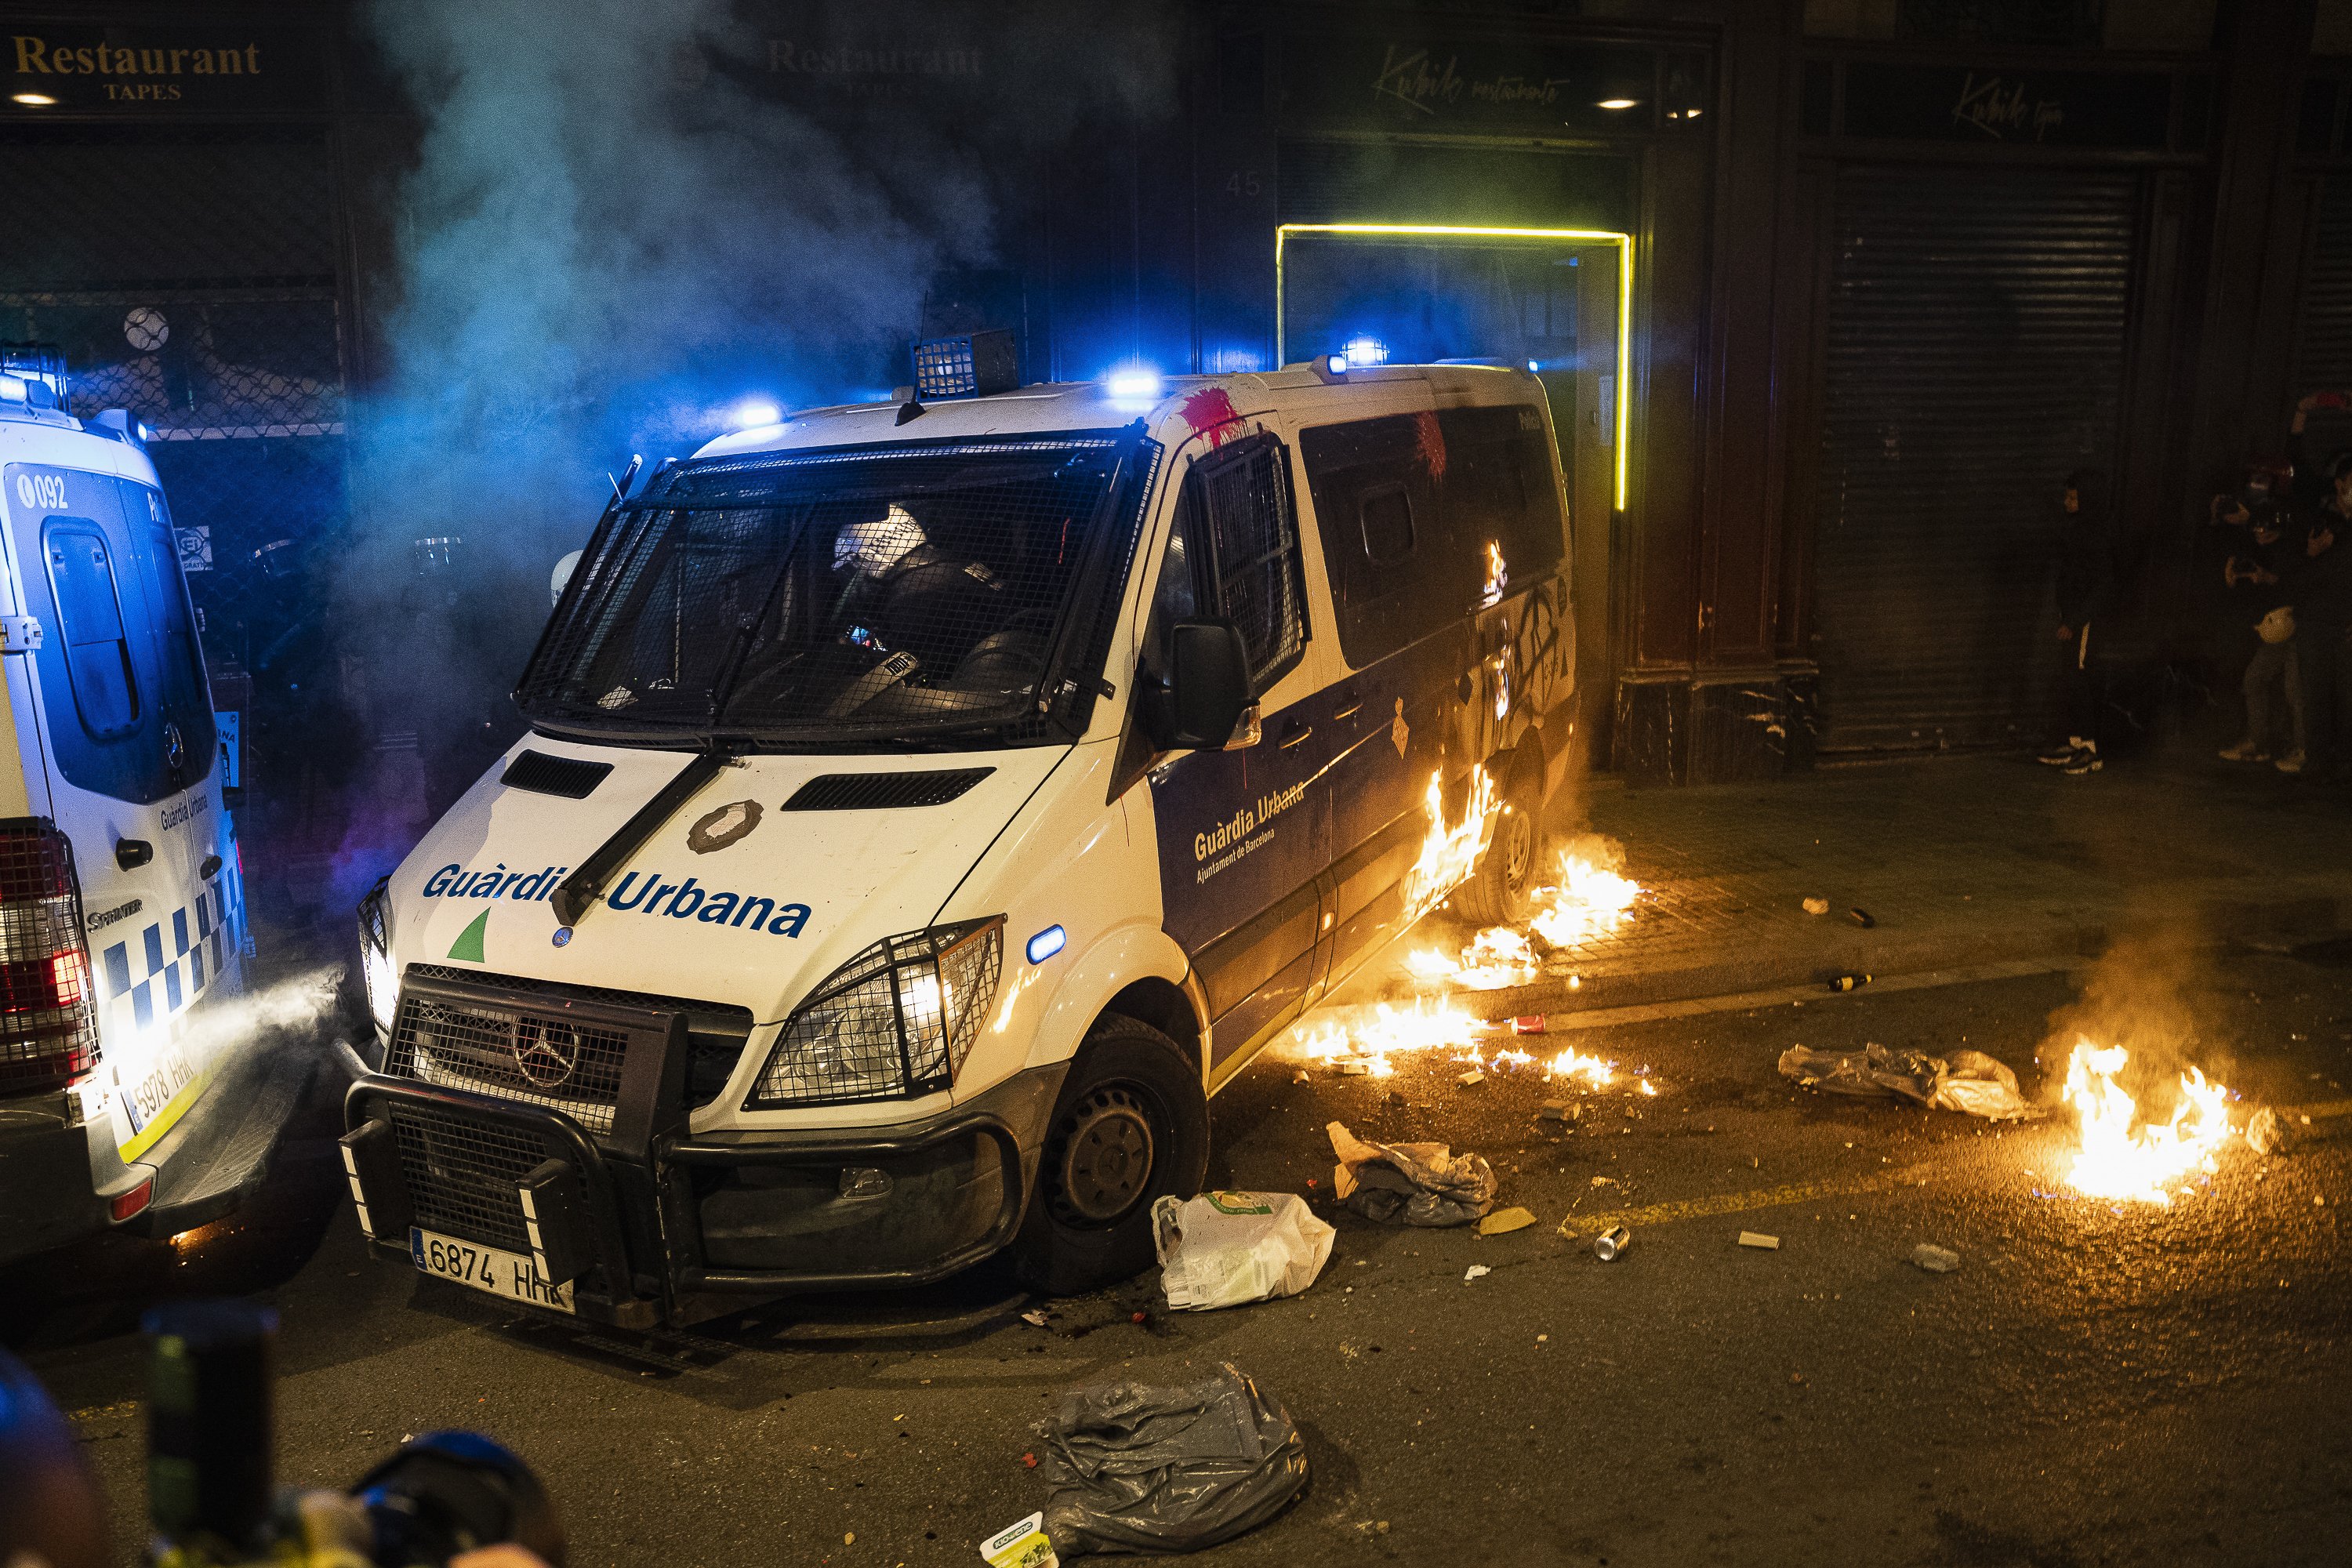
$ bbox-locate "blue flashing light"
[1342,336,1388,368]
[1527,359,1541,374]
[1026,924,1067,964]
[1324,353,1348,376]
[1105,365,1163,401]
[728,397,783,430]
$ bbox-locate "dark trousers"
[2060,622,2102,747]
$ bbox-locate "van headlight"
[356,876,396,1032]
[746,916,1004,1108]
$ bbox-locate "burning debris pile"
[2056,1038,2236,1206]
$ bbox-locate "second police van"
[343,356,1575,1324]
[0,349,280,1272]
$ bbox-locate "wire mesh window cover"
[748,916,1003,1108]
[519,436,1143,747]
[0,823,98,1090]
[387,993,641,1134]
[1181,437,1307,692]
[385,1102,578,1254]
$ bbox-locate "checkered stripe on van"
[100,880,238,1032]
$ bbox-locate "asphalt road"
[15,944,2352,1567]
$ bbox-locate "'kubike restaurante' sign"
[5,27,324,114]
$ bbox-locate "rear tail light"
[0,818,101,1094]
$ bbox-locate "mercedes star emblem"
[163,720,185,771]
[511,1018,580,1089]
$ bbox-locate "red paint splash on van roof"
[1177,387,1243,448]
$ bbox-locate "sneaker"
[2037,741,2083,766]
[2219,740,2270,762]
[2063,750,2103,775]
[2278,750,2307,775]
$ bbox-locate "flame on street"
[2059,1038,2235,1205]
[1409,845,1644,990]
[1279,742,1656,1094]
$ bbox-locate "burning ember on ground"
[2059,1038,2236,1206]
[1410,844,1645,990]
[1287,1001,1642,1092]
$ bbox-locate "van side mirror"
[1155,620,1258,751]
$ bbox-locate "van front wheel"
[1012,1014,1209,1297]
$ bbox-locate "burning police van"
[0,350,271,1269]
[343,356,1575,1326]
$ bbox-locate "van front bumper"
[343,1064,1065,1328]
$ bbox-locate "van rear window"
[45,524,140,739]
[0,466,216,805]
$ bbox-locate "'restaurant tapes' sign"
[5,26,325,114]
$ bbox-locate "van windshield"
[516,433,1147,748]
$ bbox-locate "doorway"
[1274,223,1628,760]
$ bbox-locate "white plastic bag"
[1150,1191,1335,1311]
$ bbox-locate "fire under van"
[342,360,1576,1326]
[0,352,279,1269]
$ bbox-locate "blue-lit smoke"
[325,0,1172,908]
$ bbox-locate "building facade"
[0,0,2339,827]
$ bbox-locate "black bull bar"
[341,1073,1031,1328]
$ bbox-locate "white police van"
[343,358,1574,1324]
[0,351,271,1269]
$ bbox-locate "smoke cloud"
[321,0,1174,910]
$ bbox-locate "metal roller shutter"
[1812,165,2137,756]
[2293,176,2352,468]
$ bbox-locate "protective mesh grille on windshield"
[517,437,1134,742]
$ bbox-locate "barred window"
[518,434,1140,746]
[1176,434,1308,693]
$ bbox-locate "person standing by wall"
[2216,500,2307,770]
[2038,469,2115,775]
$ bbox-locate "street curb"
[1422,891,2343,1025]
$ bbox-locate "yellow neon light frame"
[1273,222,1635,510]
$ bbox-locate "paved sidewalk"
[1351,753,2352,1020]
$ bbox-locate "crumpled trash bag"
[1777,1044,2036,1121]
[1327,1120,1497,1225]
[1037,1363,1308,1556]
[1152,1191,1335,1311]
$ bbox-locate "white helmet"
[833,504,925,576]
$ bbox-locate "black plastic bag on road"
[1327,1120,1498,1226]
[1038,1363,1308,1556]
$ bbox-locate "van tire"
[1451,749,1544,927]
[1011,1014,1209,1297]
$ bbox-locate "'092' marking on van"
[14,472,68,511]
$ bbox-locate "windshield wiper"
[550,748,732,927]
[704,514,811,721]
